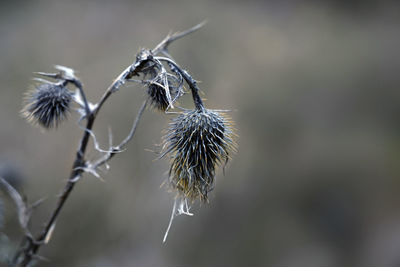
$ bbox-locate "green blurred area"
[1,0,400,266]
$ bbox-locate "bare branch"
[0,176,31,237]
[152,21,207,55]
[92,99,148,169]
[94,52,151,116]
[70,78,91,117]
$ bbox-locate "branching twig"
[152,20,207,55]
[92,99,148,169]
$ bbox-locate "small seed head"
[147,76,182,111]
[163,109,236,201]
[22,83,72,128]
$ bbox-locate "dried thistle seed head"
[163,109,236,201]
[147,76,183,111]
[21,82,72,128]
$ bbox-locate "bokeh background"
[1,0,400,266]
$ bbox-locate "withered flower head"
[22,82,73,128]
[163,108,236,201]
[147,75,183,111]
[137,56,183,112]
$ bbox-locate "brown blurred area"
[1,0,400,266]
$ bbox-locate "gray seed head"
[147,76,182,111]
[22,83,72,129]
[163,109,236,201]
[139,59,183,112]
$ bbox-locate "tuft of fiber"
[162,108,236,201]
[22,83,72,128]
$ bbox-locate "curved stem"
[71,79,91,116]
[92,99,147,168]
[155,57,204,111]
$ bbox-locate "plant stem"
[17,114,94,266]
[156,57,204,111]
[92,99,148,168]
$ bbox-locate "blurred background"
[1,0,400,266]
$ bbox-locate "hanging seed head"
[138,58,183,111]
[147,75,183,111]
[162,109,236,201]
[21,82,73,128]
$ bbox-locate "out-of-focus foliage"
[1,0,400,266]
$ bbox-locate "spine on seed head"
[21,81,72,129]
[162,108,236,201]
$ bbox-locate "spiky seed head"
[139,60,183,111]
[163,108,236,201]
[21,83,72,128]
[147,76,182,111]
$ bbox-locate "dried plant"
[21,81,73,128]
[163,109,236,201]
[0,22,236,266]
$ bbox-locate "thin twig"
[95,65,133,115]
[0,177,30,237]
[92,99,148,168]
[71,79,91,117]
[152,20,206,55]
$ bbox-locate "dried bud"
[22,82,72,128]
[136,57,183,111]
[162,108,236,201]
[147,76,182,111]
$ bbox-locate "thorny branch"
[10,22,206,267]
